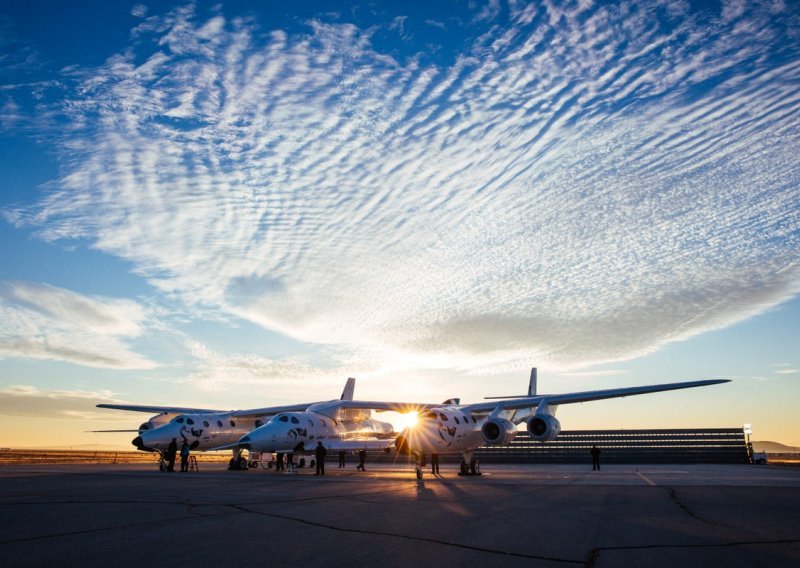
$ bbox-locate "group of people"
[164,440,604,474]
[164,438,192,472]
[313,443,367,475]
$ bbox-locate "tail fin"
[483,366,540,400]
[340,377,356,400]
[528,368,537,397]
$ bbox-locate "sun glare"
[394,411,419,431]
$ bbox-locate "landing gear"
[457,451,481,476]
[158,450,167,472]
[228,448,250,470]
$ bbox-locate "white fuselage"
[136,412,263,452]
[397,407,493,454]
[239,410,395,453]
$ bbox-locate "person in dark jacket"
[431,453,440,475]
[356,449,366,471]
[166,438,178,472]
[276,452,284,471]
[338,451,346,468]
[591,445,601,471]
[315,442,326,475]
[180,441,190,472]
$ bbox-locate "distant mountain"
[752,440,800,453]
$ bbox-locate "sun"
[394,411,419,431]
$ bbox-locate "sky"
[0,0,798,450]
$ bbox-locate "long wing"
[309,400,439,414]
[230,402,321,418]
[97,402,319,417]
[462,379,730,414]
[96,404,223,414]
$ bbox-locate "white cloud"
[131,4,148,19]
[560,370,631,378]
[0,384,120,420]
[0,282,158,369]
[6,2,800,373]
[176,341,365,392]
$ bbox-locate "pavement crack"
[228,503,585,564]
[664,487,708,524]
[583,537,800,566]
[594,537,800,553]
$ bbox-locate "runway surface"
[1,463,798,567]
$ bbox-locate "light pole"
[744,424,753,461]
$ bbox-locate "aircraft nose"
[132,436,144,449]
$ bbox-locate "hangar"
[476,427,750,464]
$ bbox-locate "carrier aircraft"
[97,378,358,469]
[237,369,730,473]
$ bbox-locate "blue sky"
[1,1,798,448]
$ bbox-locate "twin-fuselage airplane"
[237,370,729,467]
[99,370,729,471]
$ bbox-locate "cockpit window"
[175,417,184,424]
[425,411,438,419]
[255,420,263,428]
[454,416,460,424]
[186,418,195,425]
[439,413,449,421]
[290,416,299,424]
[279,415,289,422]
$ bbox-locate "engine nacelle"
[526,414,561,442]
[481,418,517,445]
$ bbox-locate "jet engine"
[481,418,517,445]
[526,414,561,442]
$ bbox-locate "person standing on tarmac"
[591,445,602,471]
[356,449,366,471]
[315,442,327,476]
[166,438,178,472]
[431,453,440,475]
[180,441,190,472]
[338,451,346,468]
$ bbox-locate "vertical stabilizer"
[528,368,537,397]
[340,377,356,400]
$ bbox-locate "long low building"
[476,427,750,464]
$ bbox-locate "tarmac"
[1,462,799,567]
